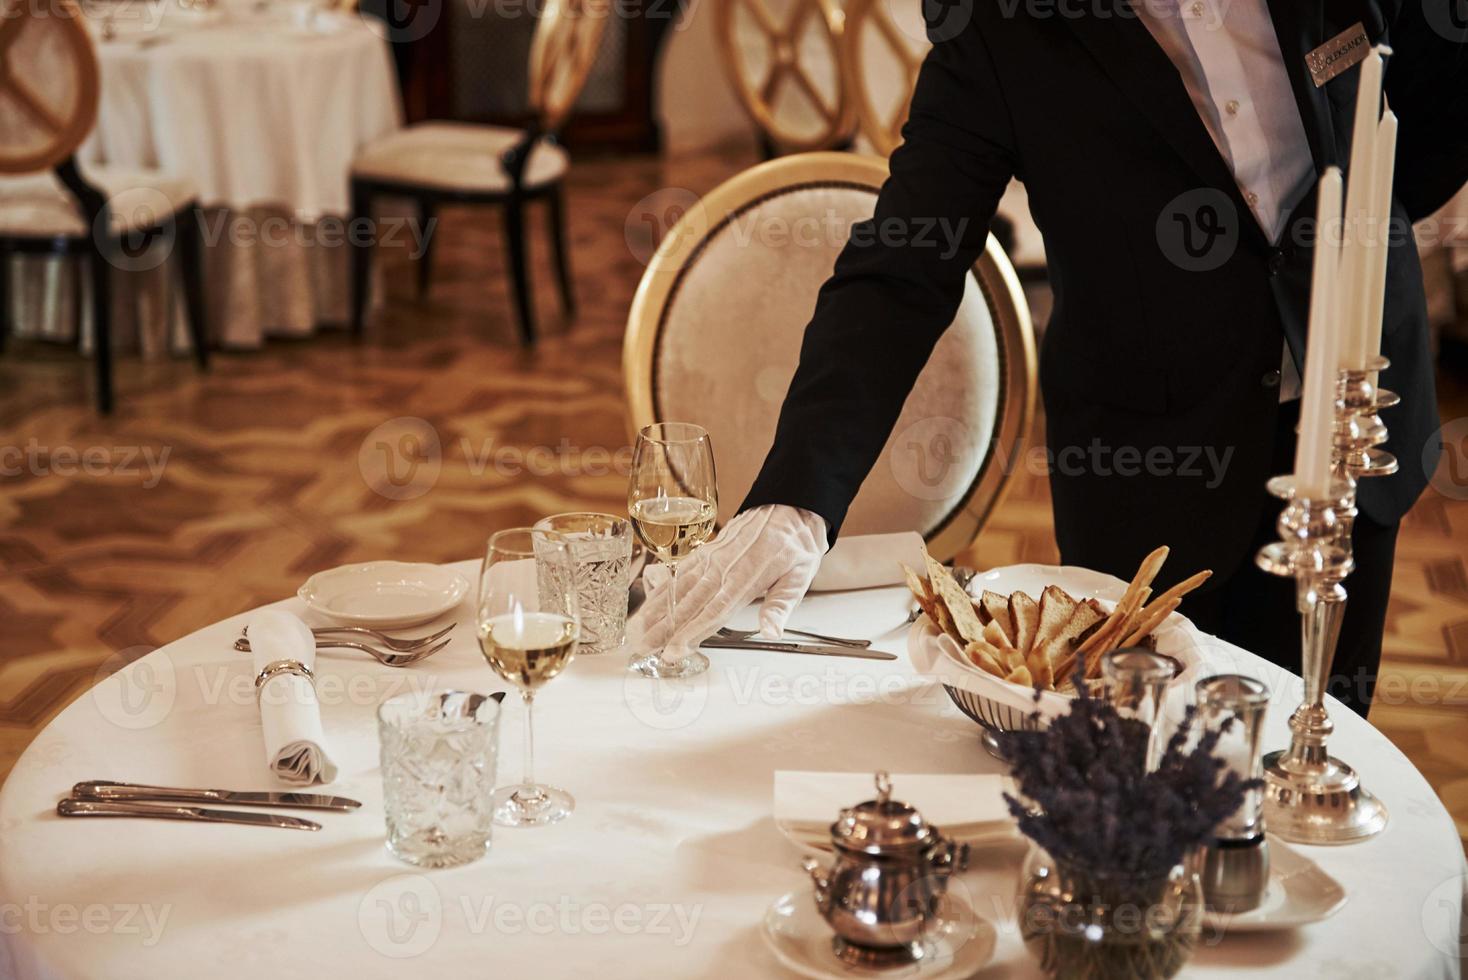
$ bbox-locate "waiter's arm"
[1384,0,1468,221]
[739,15,1017,541]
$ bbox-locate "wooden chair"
[714,0,857,156]
[348,0,609,345]
[622,152,1036,561]
[841,0,925,157]
[0,0,208,414]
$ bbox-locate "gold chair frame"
[0,0,99,174]
[529,0,611,132]
[714,0,857,154]
[841,0,925,156]
[622,152,1036,560]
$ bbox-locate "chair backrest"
[0,0,99,175]
[714,0,856,154]
[623,152,1036,561]
[527,0,611,133]
[842,0,926,156]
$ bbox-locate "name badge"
[1306,23,1371,87]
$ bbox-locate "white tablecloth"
[0,563,1462,979]
[7,9,401,352]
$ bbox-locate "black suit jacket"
[742,0,1466,587]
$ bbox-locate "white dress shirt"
[1135,0,1314,399]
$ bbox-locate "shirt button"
[1225,99,1240,116]
[1246,191,1260,207]
[1190,1,1203,13]
[1261,369,1282,388]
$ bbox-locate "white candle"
[1340,48,1383,369]
[1296,167,1344,498]
[1361,110,1399,381]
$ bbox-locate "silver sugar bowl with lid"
[800,771,969,967]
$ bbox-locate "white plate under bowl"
[763,887,995,980]
[298,561,470,629]
[1201,836,1347,931]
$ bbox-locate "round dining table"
[0,561,1463,978]
[7,4,401,354]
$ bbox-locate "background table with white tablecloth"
[4,6,401,354]
[0,563,1462,978]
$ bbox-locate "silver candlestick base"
[1255,473,1388,844]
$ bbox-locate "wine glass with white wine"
[478,527,580,827]
[627,422,718,678]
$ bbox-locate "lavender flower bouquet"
[999,675,1257,979]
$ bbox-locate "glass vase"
[1016,845,1203,980]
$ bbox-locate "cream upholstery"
[650,182,1001,539]
[0,2,97,174]
[0,168,197,237]
[350,122,569,193]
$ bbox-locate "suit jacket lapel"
[1264,0,1337,169]
[1059,0,1241,198]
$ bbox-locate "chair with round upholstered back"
[0,0,208,414]
[623,152,1036,562]
[840,0,926,157]
[348,0,610,346]
[714,0,857,157]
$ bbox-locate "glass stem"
[668,562,679,644]
[520,691,539,795]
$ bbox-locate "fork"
[713,626,871,648]
[233,636,449,667]
[243,622,455,652]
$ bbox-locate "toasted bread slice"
[980,591,1013,642]
[924,552,985,644]
[1039,600,1106,665]
[1009,591,1039,655]
[964,640,1007,676]
[1033,586,1079,653]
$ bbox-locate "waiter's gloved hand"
[629,504,829,654]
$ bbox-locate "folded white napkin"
[248,609,338,785]
[774,771,1012,828]
[809,531,927,593]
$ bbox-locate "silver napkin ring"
[254,659,315,702]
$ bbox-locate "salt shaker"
[1195,674,1272,913]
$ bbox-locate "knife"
[58,798,322,831]
[699,639,897,661]
[72,780,361,812]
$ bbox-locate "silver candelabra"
[1253,357,1395,844]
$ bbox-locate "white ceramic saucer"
[762,888,995,980]
[298,561,470,629]
[1201,836,1347,931]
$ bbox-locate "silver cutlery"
[700,638,897,661]
[243,622,455,652]
[714,626,871,648]
[905,566,979,623]
[233,636,448,666]
[57,798,321,831]
[72,780,361,812]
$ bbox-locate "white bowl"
[298,561,470,629]
[908,563,1204,736]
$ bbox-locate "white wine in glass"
[478,527,580,827]
[627,422,718,679]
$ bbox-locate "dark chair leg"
[416,198,437,300]
[547,185,576,318]
[349,181,374,338]
[0,250,10,355]
[502,195,536,346]
[176,207,210,370]
[89,247,115,415]
[758,132,779,161]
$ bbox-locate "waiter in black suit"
[630,0,1467,716]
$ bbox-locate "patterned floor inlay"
[1,148,1466,845]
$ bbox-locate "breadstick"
[1122,598,1181,647]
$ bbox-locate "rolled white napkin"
[774,771,1012,828]
[808,531,927,592]
[248,609,338,785]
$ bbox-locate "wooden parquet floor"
[2,148,1466,842]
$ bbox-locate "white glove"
[629,504,829,656]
